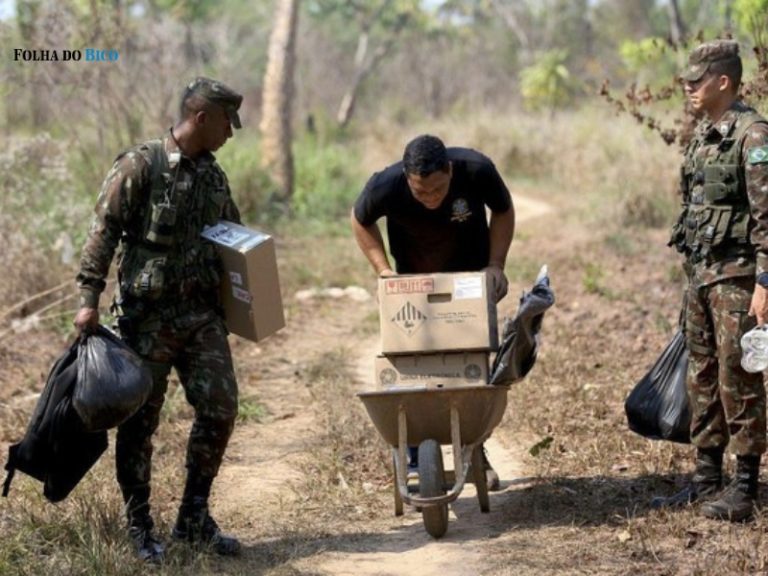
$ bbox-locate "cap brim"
[681,63,708,82]
[227,108,242,130]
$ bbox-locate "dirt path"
[214,194,549,575]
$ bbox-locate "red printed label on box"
[384,278,435,295]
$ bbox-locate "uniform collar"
[702,101,748,139]
[164,129,215,168]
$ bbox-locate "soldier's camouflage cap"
[681,40,740,82]
[186,77,243,129]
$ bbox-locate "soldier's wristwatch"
[757,273,768,288]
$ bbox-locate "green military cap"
[186,77,243,129]
[681,39,740,82]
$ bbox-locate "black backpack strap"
[2,469,15,497]
[2,447,17,497]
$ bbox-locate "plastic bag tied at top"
[73,325,152,432]
[489,265,555,386]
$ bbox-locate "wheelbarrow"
[358,385,508,538]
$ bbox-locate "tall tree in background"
[16,0,48,127]
[152,0,217,64]
[336,0,408,128]
[488,0,533,64]
[309,0,422,128]
[261,0,300,206]
[667,0,687,43]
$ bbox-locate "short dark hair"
[403,135,449,177]
[710,57,742,91]
[179,89,212,121]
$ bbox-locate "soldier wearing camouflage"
[74,77,245,560]
[659,40,768,521]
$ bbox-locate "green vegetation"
[520,50,577,113]
[237,396,268,423]
[291,134,364,221]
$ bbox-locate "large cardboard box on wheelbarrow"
[375,352,489,389]
[378,272,498,354]
[201,220,285,342]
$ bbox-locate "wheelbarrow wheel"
[418,439,448,539]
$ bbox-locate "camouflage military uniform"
[671,102,768,456]
[76,131,241,521]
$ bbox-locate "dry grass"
[480,175,768,575]
[0,135,89,313]
[294,349,391,525]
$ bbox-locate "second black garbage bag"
[625,329,691,444]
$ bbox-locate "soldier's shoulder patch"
[747,146,768,164]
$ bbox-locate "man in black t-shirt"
[351,134,515,491]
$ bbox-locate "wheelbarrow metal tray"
[358,386,508,447]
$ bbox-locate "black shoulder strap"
[2,446,16,497]
[733,111,767,152]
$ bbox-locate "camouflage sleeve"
[744,122,768,276]
[75,150,150,308]
[219,170,242,225]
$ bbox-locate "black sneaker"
[482,448,500,492]
[173,511,241,556]
[128,525,165,564]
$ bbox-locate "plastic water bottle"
[741,325,768,373]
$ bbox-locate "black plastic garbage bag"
[625,329,691,444]
[73,325,152,432]
[490,265,555,386]
[3,338,107,502]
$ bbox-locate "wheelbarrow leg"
[392,453,404,516]
[472,445,490,513]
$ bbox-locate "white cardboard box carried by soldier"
[201,220,285,342]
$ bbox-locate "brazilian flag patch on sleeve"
[748,146,768,164]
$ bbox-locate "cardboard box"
[375,352,489,390]
[201,220,285,342]
[378,272,498,354]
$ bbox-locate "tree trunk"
[335,0,407,129]
[336,31,395,128]
[17,0,49,128]
[722,0,733,34]
[667,0,686,44]
[260,0,300,206]
[490,0,533,65]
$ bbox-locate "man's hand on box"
[379,268,397,278]
[484,265,508,303]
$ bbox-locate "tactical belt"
[120,292,214,324]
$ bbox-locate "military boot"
[650,447,723,509]
[128,517,166,564]
[700,455,760,522]
[172,496,241,556]
[122,484,165,564]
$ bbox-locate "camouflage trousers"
[684,276,766,455]
[115,309,238,496]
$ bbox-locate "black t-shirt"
[353,147,512,274]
